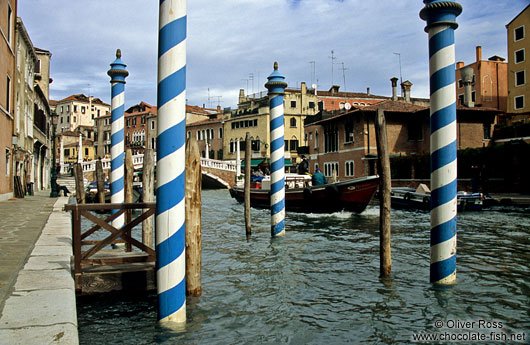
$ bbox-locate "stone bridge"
[72,155,237,189]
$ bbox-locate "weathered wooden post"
[74,163,85,204]
[156,0,187,323]
[265,62,287,237]
[107,49,128,230]
[142,148,154,249]
[244,132,252,236]
[96,159,105,204]
[185,138,202,297]
[420,0,462,284]
[124,149,134,252]
[375,108,391,277]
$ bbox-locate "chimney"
[476,46,482,62]
[456,61,464,69]
[366,87,370,95]
[390,77,399,101]
[461,67,474,107]
[238,88,245,103]
[301,81,307,94]
[401,80,413,102]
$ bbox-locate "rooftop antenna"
[241,78,249,96]
[216,96,223,107]
[393,52,403,96]
[249,73,254,94]
[328,50,337,88]
[340,62,349,91]
[309,61,316,87]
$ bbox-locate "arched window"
[290,117,297,127]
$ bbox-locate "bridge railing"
[69,154,236,173]
[200,158,237,172]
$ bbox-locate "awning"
[241,158,293,167]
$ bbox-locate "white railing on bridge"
[70,154,236,173]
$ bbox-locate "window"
[5,149,10,176]
[126,118,131,127]
[81,106,85,114]
[67,116,70,123]
[290,117,297,127]
[6,75,10,112]
[64,149,70,156]
[309,101,315,109]
[66,105,70,112]
[151,120,155,130]
[407,121,423,141]
[290,100,296,108]
[324,162,339,177]
[85,148,89,156]
[458,94,465,106]
[97,109,100,116]
[187,131,191,139]
[151,137,156,150]
[253,119,258,126]
[210,128,215,139]
[515,95,524,110]
[60,106,63,113]
[314,130,319,149]
[515,26,524,41]
[324,127,339,153]
[73,116,76,123]
[345,160,355,177]
[141,116,146,124]
[74,105,77,113]
[91,114,95,119]
[229,140,234,153]
[483,124,491,140]
[132,117,136,126]
[251,140,260,152]
[7,4,12,44]
[515,70,525,86]
[219,127,223,139]
[458,79,463,88]
[289,139,298,152]
[472,91,476,103]
[284,140,288,151]
[202,130,206,140]
[60,117,63,124]
[515,49,525,64]
[197,130,200,140]
[345,121,354,143]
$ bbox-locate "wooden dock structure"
[64,202,156,295]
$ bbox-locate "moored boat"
[229,174,379,213]
[391,185,484,211]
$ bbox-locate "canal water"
[77,190,529,344]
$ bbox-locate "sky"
[18,0,528,110]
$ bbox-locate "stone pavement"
[0,191,78,344]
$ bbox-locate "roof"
[125,101,157,114]
[56,94,110,106]
[362,100,429,113]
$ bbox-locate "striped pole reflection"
[265,62,287,237]
[420,0,462,284]
[156,0,187,323]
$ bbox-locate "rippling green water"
[77,190,529,344]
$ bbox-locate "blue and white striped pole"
[107,49,128,229]
[420,0,462,284]
[156,0,187,323]
[265,62,287,237]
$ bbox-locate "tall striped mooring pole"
[107,49,128,229]
[265,62,287,237]
[420,0,462,284]
[156,0,187,323]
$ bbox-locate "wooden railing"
[64,202,156,292]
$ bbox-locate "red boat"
[229,174,379,214]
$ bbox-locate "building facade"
[0,0,16,200]
[455,46,508,112]
[56,94,110,133]
[506,5,530,118]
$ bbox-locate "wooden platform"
[80,250,156,295]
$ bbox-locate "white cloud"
[18,0,529,108]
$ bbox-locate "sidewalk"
[0,191,78,344]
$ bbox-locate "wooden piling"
[244,132,251,236]
[375,108,392,277]
[124,149,134,252]
[74,163,85,204]
[96,159,105,204]
[185,138,202,296]
[142,148,155,249]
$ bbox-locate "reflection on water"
[78,190,530,344]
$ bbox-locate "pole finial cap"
[116,49,121,59]
[274,61,278,71]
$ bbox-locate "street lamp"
[50,111,59,197]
